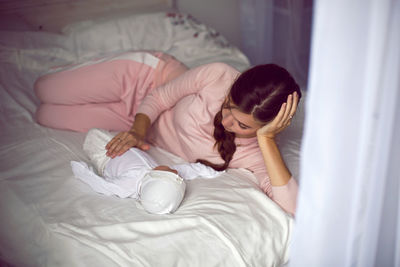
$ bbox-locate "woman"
[34,50,301,215]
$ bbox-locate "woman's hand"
[106,131,150,158]
[257,92,299,139]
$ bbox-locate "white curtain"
[290,0,400,266]
[239,0,313,88]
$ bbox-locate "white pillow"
[61,11,250,71]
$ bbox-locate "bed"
[0,1,305,266]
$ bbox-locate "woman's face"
[221,97,263,138]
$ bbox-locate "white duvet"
[0,11,302,267]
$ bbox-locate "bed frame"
[0,0,175,32]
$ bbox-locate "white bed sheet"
[0,11,303,267]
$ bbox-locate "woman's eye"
[239,123,249,130]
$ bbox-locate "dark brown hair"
[197,64,301,171]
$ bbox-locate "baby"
[71,128,222,214]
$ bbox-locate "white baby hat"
[139,170,186,214]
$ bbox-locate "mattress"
[0,10,304,267]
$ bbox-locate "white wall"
[176,0,242,49]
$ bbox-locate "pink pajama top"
[138,62,298,215]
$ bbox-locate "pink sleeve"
[137,63,235,123]
[271,177,298,216]
[235,155,298,216]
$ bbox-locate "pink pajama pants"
[34,51,188,132]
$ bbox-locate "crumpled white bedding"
[0,11,303,267]
[0,11,250,74]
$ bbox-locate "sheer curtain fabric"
[290,0,400,267]
[239,0,313,88]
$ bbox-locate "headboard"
[0,0,175,32]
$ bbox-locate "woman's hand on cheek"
[105,131,150,158]
[257,92,299,139]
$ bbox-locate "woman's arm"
[106,63,238,157]
[257,137,292,186]
[138,62,237,123]
[106,66,206,158]
[106,113,151,158]
[256,92,298,185]
[256,92,299,214]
